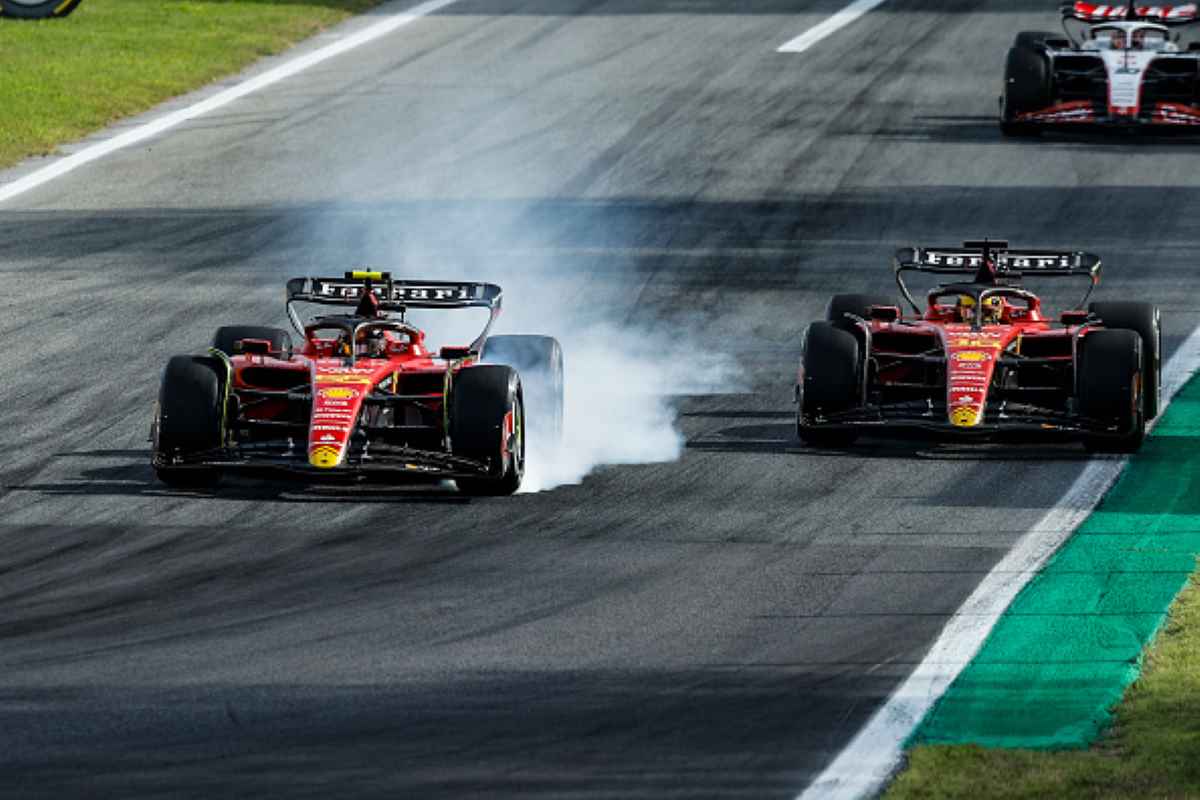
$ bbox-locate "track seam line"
[796,325,1200,800]
[0,0,463,206]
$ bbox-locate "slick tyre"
[451,365,525,496]
[0,0,84,18]
[1089,301,1162,419]
[797,321,861,447]
[825,294,896,325]
[153,355,224,487]
[212,325,292,358]
[1078,330,1145,453]
[1001,45,1051,137]
[481,334,564,441]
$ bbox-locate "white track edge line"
[797,324,1200,800]
[0,0,462,206]
[777,0,890,54]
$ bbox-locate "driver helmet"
[956,294,976,323]
[981,295,1004,324]
[355,328,388,358]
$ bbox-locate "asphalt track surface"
[2,1,1200,797]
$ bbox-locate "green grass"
[886,570,1200,799]
[0,0,382,169]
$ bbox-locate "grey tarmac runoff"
[1,0,1199,797]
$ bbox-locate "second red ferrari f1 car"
[152,271,563,495]
[796,241,1161,452]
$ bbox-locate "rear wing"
[286,272,502,311]
[1061,1,1199,23]
[892,241,1102,311]
[285,271,503,353]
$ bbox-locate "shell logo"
[954,351,989,363]
[309,445,342,468]
[320,387,358,400]
[951,406,982,428]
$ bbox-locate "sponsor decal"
[315,374,374,384]
[950,336,1004,348]
[312,425,347,432]
[316,367,372,376]
[922,251,1073,270]
[954,361,985,371]
[313,281,474,303]
[319,434,338,443]
[951,406,982,428]
[309,445,342,469]
[953,351,991,363]
[320,387,360,400]
[953,394,979,406]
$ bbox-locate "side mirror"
[439,346,473,360]
[868,305,901,323]
[236,338,273,355]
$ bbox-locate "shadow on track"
[8,450,470,505]
[687,419,1095,462]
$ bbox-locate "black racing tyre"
[451,365,524,496]
[1000,46,1052,137]
[212,325,292,358]
[825,293,896,325]
[481,334,564,441]
[1089,301,1162,419]
[0,0,84,18]
[1078,330,1145,453]
[797,322,861,447]
[153,355,224,487]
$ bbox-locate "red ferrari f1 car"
[796,241,1161,452]
[152,272,563,495]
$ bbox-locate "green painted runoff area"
[914,373,1200,749]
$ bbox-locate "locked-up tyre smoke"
[481,334,564,441]
[0,0,85,19]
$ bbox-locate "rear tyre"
[1014,31,1062,48]
[0,0,85,18]
[212,325,292,358]
[1000,45,1051,137]
[481,334,564,441]
[153,355,224,487]
[797,322,861,447]
[825,293,896,325]
[1089,301,1161,419]
[1078,330,1145,453]
[451,365,524,496]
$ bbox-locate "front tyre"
[1089,301,1162,419]
[1000,45,1051,137]
[153,355,224,487]
[451,365,525,496]
[797,321,862,447]
[1078,330,1145,453]
[0,0,85,18]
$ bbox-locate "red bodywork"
[230,327,464,471]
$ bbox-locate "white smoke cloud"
[296,198,741,493]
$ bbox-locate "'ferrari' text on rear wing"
[287,273,503,311]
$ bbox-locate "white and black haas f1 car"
[1001,1,1200,134]
[796,241,1162,452]
[151,272,563,495]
